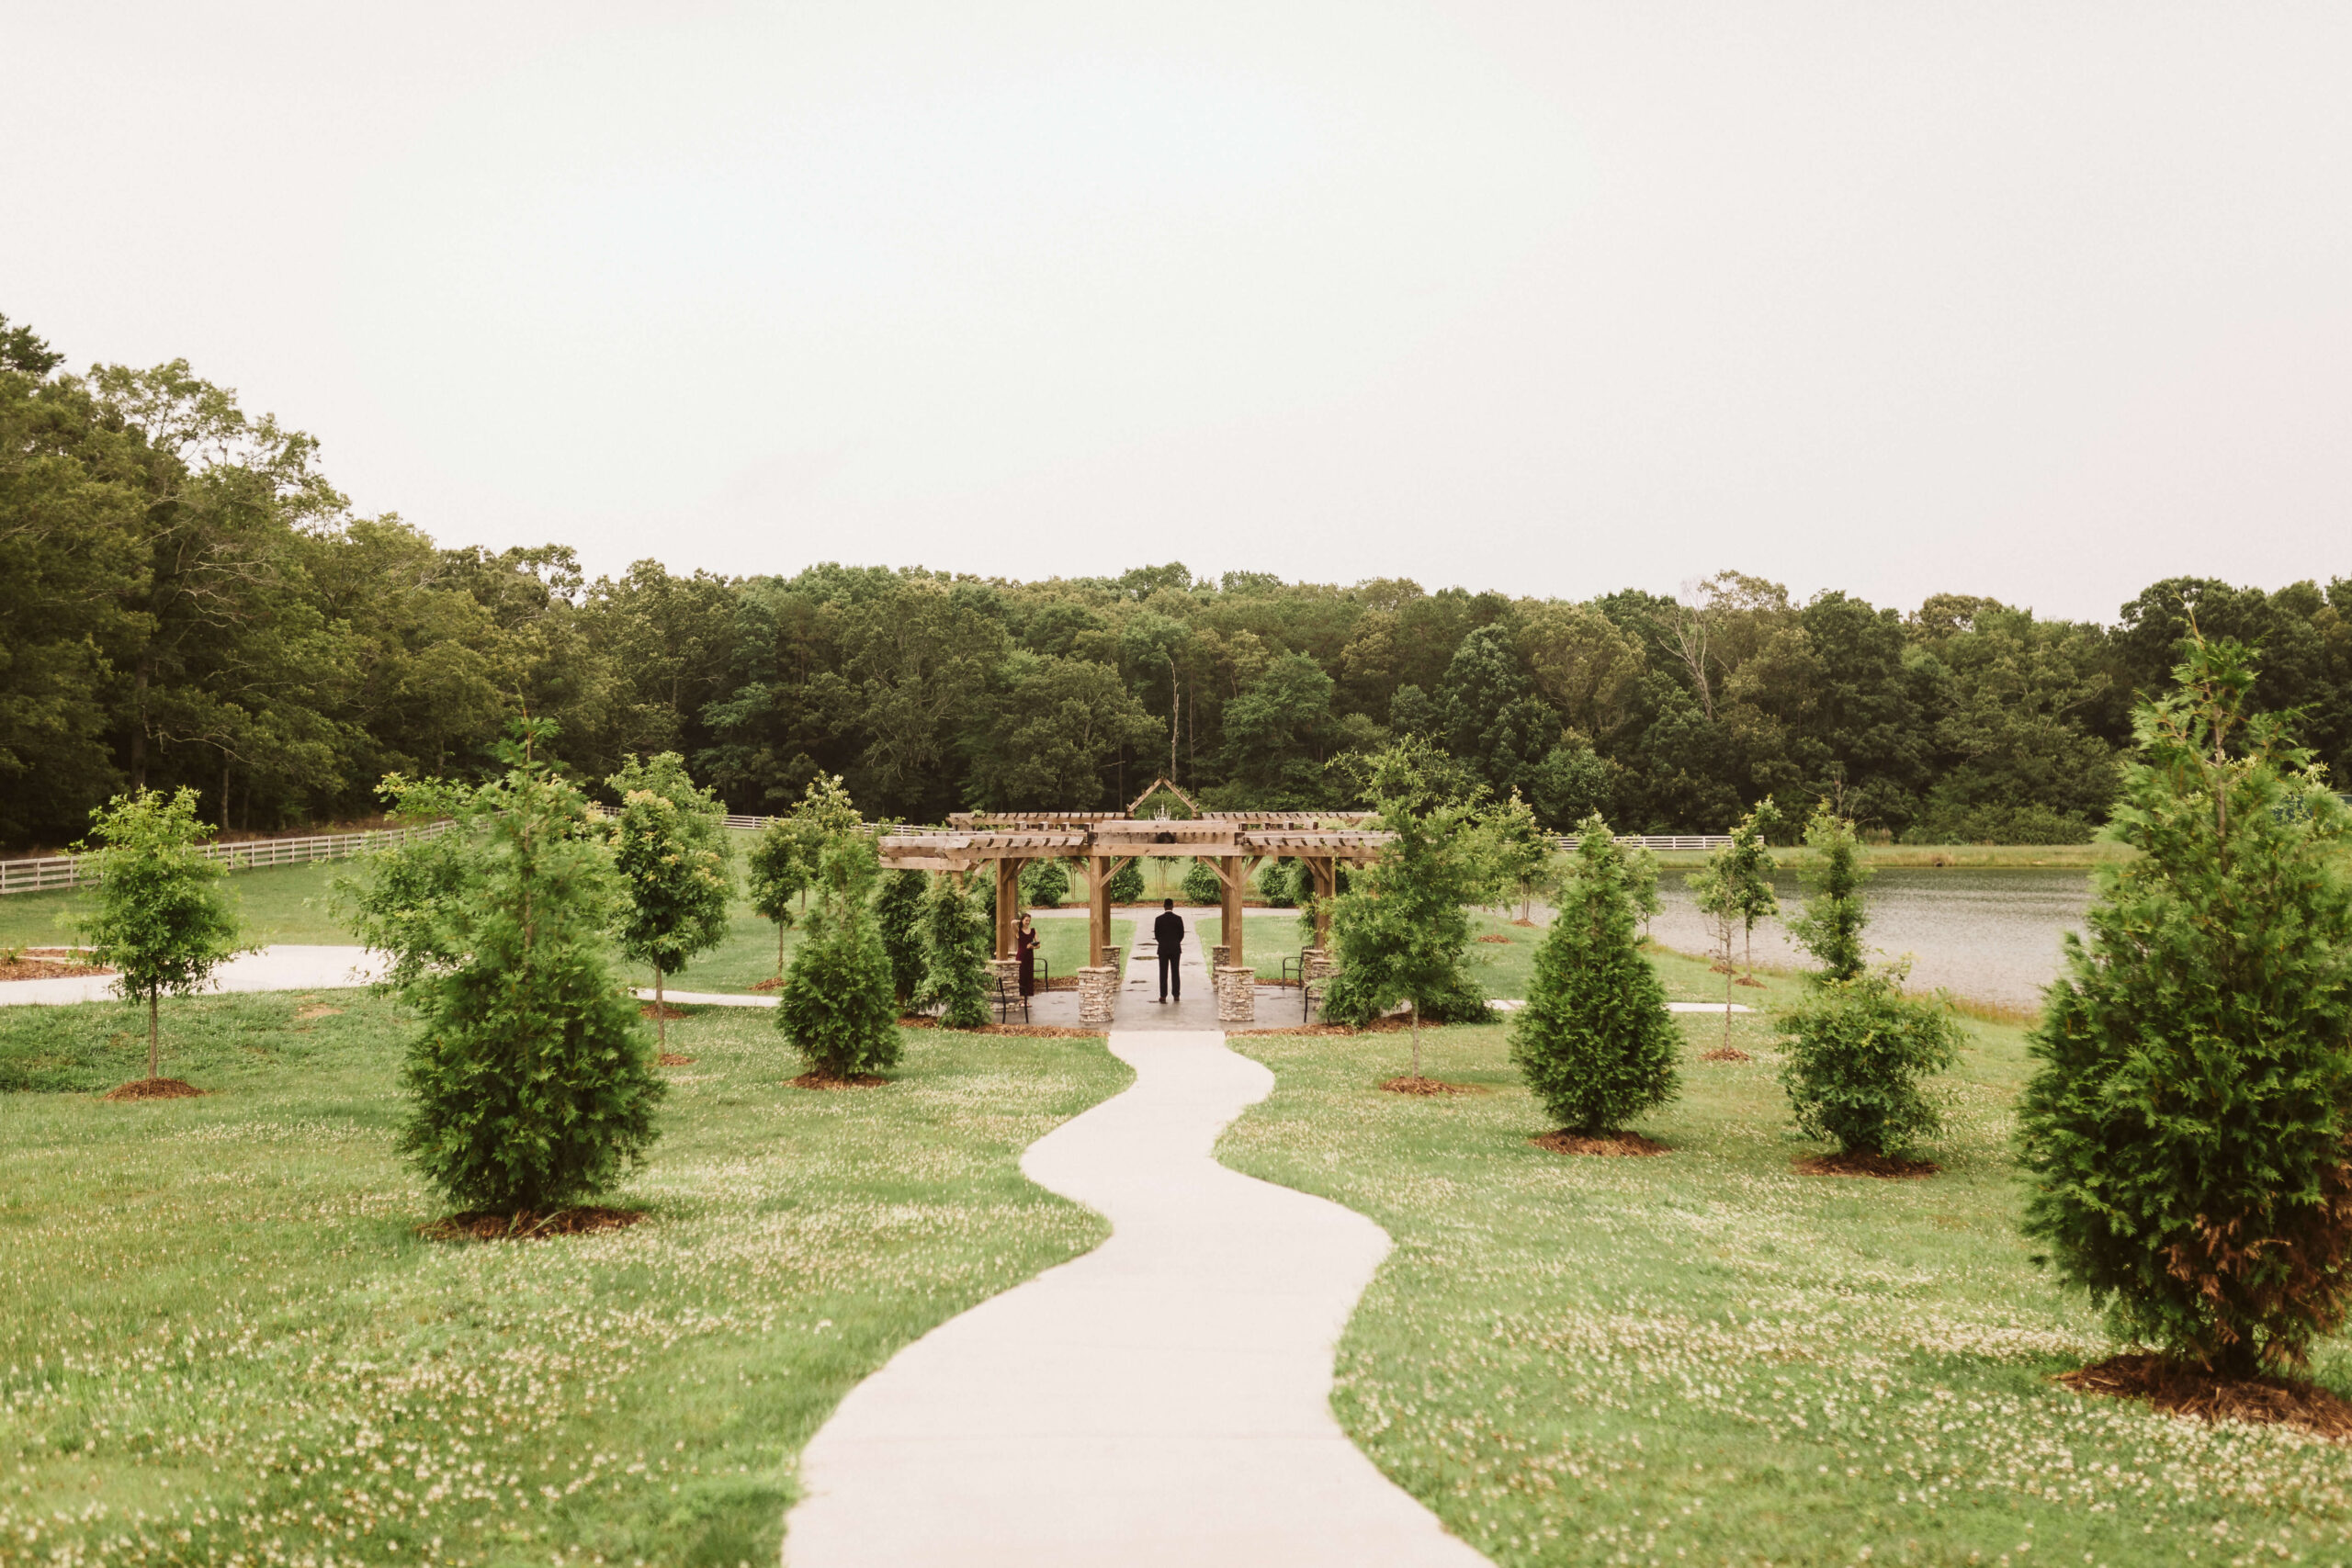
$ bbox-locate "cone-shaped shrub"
[1022,858,1071,908]
[778,834,901,1078]
[348,720,664,1216]
[917,874,994,1029]
[2018,631,2352,1375]
[1181,858,1223,905]
[1106,861,1144,902]
[876,869,928,1007]
[1509,816,1679,1134]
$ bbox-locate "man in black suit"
[1153,897,1185,1003]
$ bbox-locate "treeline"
[8,311,2352,851]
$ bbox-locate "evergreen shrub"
[1776,963,1962,1156]
[1021,858,1071,907]
[778,834,901,1077]
[917,875,994,1029]
[875,869,928,1007]
[1509,817,1679,1134]
[2018,633,2352,1374]
[350,722,664,1215]
[1105,861,1144,902]
[1181,859,1222,905]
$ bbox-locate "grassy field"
[1218,946,2352,1567]
[0,994,1127,1566]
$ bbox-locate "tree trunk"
[130,665,150,791]
[777,920,786,977]
[220,754,232,829]
[655,966,666,1051]
[1411,998,1421,1081]
[1723,964,1734,1050]
[148,991,159,1080]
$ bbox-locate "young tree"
[1510,817,1680,1134]
[1788,804,1871,981]
[605,753,732,1052]
[916,873,993,1029]
[347,720,664,1218]
[777,833,902,1078]
[1485,788,1556,923]
[1622,841,1662,940]
[876,868,928,1008]
[2018,632,2352,1376]
[77,786,244,1086]
[746,817,812,977]
[1322,739,1497,1080]
[1180,858,1223,905]
[1722,801,1781,980]
[1105,861,1144,903]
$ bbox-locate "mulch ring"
[1475,934,1515,944]
[1795,1151,1940,1179]
[788,1070,889,1090]
[418,1207,647,1243]
[1233,1016,1419,1037]
[1700,1046,1752,1063]
[895,1016,1103,1039]
[102,1077,207,1102]
[2059,1353,2352,1438]
[1,950,115,981]
[1380,1076,1486,1097]
[1532,1130,1670,1157]
[657,1053,696,1066]
[748,976,785,992]
[639,1002,695,1020]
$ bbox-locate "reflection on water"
[1650,868,2095,1012]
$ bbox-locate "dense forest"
[6,312,2351,852]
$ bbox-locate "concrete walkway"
[783,1029,1489,1567]
[0,944,381,1006]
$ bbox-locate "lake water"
[1649,867,2096,1012]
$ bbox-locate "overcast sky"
[7,3,2347,622]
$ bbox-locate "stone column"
[1216,964,1256,1023]
[1210,943,1229,971]
[1077,965,1116,1025]
[989,957,1020,997]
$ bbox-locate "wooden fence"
[0,822,454,897]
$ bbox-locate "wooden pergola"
[875,781,1385,971]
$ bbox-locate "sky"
[6,2,2348,624]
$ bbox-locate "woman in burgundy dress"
[1015,913,1040,998]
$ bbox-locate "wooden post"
[996,858,1022,959]
[1311,856,1337,947]
[1090,854,1112,968]
[1221,855,1244,970]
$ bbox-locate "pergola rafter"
[878,807,1385,968]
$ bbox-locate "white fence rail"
[0,822,454,897]
[1609,834,1734,852]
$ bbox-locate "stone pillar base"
[989,958,1021,988]
[1210,943,1230,971]
[1077,965,1117,1025]
[1216,964,1256,1023]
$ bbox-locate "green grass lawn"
[0,859,356,948]
[0,993,1127,1566]
[1197,913,1317,978]
[1220,945,2352,1568]
[1023,917,1133,984]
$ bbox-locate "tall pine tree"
[2018,631,2352,1375]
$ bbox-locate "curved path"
[783,1029,1488,1567]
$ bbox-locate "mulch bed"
[895,1016,1103,1039]
[657,1053,696,1066]
[1380,1076,1485,1096]
[0,952,114,981]
[1233,1016,1419,1037]
[639,1002,694,1020]
[748,976,785,992]
[418,1207,647,1242]
[787,1070,889,1089]
[1532,1130,1670,1157]
[102,1077,208,1101]
[1476,934,1515,944]
[2059,1353,2352,1438]
[1795,1151,1941,1179]
[1700,1046,1752,1063]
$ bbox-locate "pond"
[1649,867,2096,1013]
